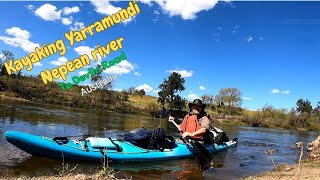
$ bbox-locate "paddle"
[168,116,213,167]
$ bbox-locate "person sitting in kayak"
[180,99,210,140]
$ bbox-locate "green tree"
[173,95,186,110]
[139,89,145,97]
[157,72,185,109]
[17,71,22,77]
[215,88,242,107]
[91,64,103,83]
[0,50,14,75]
[313,102,320,118]
[201,94,214,105]
[214,88,243,115]
[296,99,313,114]
[127,87,135,94]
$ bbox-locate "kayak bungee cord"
[146,114,165,152]
[146,130,155,152]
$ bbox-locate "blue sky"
[0,1,319,110]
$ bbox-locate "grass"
[265,149,279,175]
[245,140,320,180]
[245,160,320,180]
[0,75,150,115]
[128,94,157,110]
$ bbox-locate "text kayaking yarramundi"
[2,1,140,85]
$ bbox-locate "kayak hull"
[4,131,237,162]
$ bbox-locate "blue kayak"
[4,131,237,162]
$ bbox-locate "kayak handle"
[53,137,68,145]
[108,137,123,152]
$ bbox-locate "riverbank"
[1,90,319,132]
[0,75,149,115]
[0,170,121,180]
[245,159,320,180]
[1,74,320,132]
[246,135,320,180]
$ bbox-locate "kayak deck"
[4,131,237,162]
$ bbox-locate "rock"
[296,142,304,148]
[74,174,87,180]
[285,167,294,171]
[307,135,320,159]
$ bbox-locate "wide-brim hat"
[188,99,206,109]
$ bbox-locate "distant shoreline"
[0,91,313,133]
[1,74,319,132]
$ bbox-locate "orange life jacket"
[180,114,204,139]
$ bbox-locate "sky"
[0,0,319,111]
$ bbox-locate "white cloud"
[243,97,253,101]
[34,62,42,67]
[246,36,253,42]
[74,46,95,60]
[271,89,280,94]
[31,4,81,30]
[61,17,73,25]
[90,0,120,15]
[70,21,85,31]
[140,0,153,6]
[187,93,199,100]
[153,89,160,94]
[271,89,290,95]
[50,57,68,66]
[135,84,153,93]
[63,6,80,15]
[6,27,30,39]
[0,27,39,53]
[35,4,62,21]
[0,54,4,60]
[232,25,239,34]
[223,0,236,8]
[168,69,193,78]
[282,90,290,94]
[26,5,34,10]
[134,72,141,76]
[90,0,133,24]
[153,10,160,22]
[114,88,122,92]
[103,60,134,75]
[199,86,205,90]
[155,0,218,20]
[79,71,87,76]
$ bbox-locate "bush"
[241,107,288,128]
[0,75,137,113]
[216,106,243,116]
[147,101,160,116]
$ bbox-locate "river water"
[0,97,318,179]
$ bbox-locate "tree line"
[150,71,320,131]
[154,72,243,115]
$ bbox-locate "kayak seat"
[86,137,118,150]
